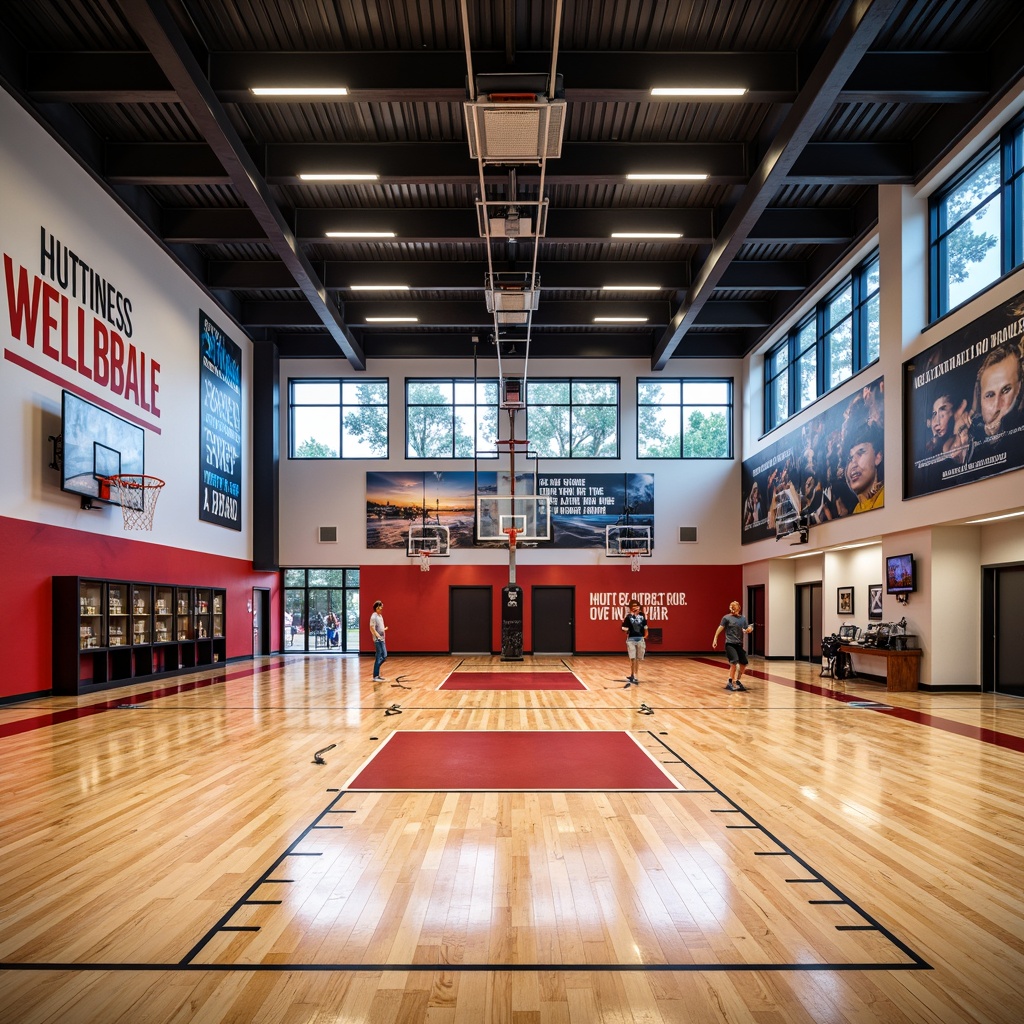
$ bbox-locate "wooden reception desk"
[840,644,921,692]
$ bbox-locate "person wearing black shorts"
[712,600,754,691]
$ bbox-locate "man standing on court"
[621,600,648,687]
[370,600,388,682]
[712,600,754,691]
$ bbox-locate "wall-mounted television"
[60,390,145,506]
[885,553,916,594]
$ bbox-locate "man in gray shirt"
[712,600,754,691]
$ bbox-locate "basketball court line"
[694,657,1024,753]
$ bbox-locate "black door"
[984,564,1024,696]
[532,586,574,654]
[796,582,822,661]
[746,584,765,657]
[450,586,492,653]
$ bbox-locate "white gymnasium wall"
[0,89,252,557]
[278,356,743,567]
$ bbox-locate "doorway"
[450,586,492,654]
[746,584,765,657]
[532,586,574,654]
[796,582,822,662]
[252,587,271,657]
[983,564,1024,697]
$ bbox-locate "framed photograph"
[868,583,884,620]
[837,586,854,615]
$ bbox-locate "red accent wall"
[359,562,742,653]
[1,516,279,701]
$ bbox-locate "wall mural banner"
[366,471,654,549]
[741,376,885,544]
[198,310,242,530]
[904,291,1024,499]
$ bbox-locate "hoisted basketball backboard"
[476,494,552,544]
[407,523,451,557]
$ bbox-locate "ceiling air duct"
[464,74,566,164]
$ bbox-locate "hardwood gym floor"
[0,654,1022,1023]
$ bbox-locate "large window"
[637,378,733,458]
[405,378,498,458]
[283,568,360,653]
[289,379,388,458]
[525,379,619,458]
[764,251,879,433]
[930,142,1005,319]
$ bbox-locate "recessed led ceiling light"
[626,173,708,181]
[300,173,379,181]
[325,231,396,238]
[965,510,1024,524]
[650,87,747,97]
[601,284,660,291]
[611,232,681,239]
[365,316,418,323]
[251,87,349,96]
[351,284,410,291]
[594,316,649,323]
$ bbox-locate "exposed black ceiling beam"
[112,0,364,368]
[25,49,990,106]
[717,260,809,291]
[207,260,692,291]
[652,0,902,369]
[787,142,915,183]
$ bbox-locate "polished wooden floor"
[1,653,1023,1023]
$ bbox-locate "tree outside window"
[638,378,732,459]
[526,379,619,458]
[289,379,388,458]
[405,379,498,459]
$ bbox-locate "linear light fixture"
[325,231,396,238]
[300,173,379,181]
[601,284,660,291]
[351,284,410,291]
[650,87,747,97]
[611,232,682,239]
[251,86,349,96]
[627,173,708,181]
[365,316,418,323]
[964,510,1024,524]
[594,316,649,323]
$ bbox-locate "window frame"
[404,377,499,460]
[287,377,389,460]
[523,377,621,459]
[763,250,880,434]
[636,377,734,460]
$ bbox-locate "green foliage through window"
[638,379,732,459]
[289,379,389,459]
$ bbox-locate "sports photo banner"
[741,377,885,544]
[904,291,1024,499]
[199,310,242,529]
[366,471,653,549]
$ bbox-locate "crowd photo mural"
[741,377,885,544]
[904,291,1024,498]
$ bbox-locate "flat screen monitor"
[838,624,857,641]
[60,390,145,506]
[885,553,916,594]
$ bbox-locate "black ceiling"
[2,0,1022,369]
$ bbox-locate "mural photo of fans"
[904,291,1024,499]
[741,377,885,544]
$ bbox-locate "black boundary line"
[642,731,930,970]
[0,739,931,976]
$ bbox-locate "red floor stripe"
[694,656,1024,754]
[0,660,284,740]
[346,730,678,790]
[440,671,585,690]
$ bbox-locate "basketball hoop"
[503,526,518,549]
[630,552,642,573]
[106,474,165,531]
[419,550,431,572]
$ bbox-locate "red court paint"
[440,671,585,690]
[345,730,679,790]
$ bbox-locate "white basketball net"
[107,474,165,531]
[630,552,642,572]
[419,550,431,572]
